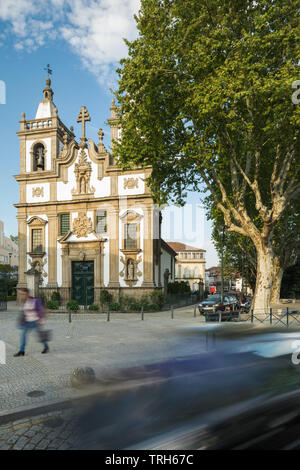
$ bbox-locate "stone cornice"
[14,193,154,208]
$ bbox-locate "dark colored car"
[69,324,300,450]
[198,294,239,315]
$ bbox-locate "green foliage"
[67,300,79,311]
[150,290,165,309]
[0,264,12,273]
[120,294,163,311]
[167,281,191,294]
[149,303,160,311]
[114,0,300,307]
[47,300,59,310]
[10,235,18,244]
[51,291,61,302]
[100,290,113,305]
[7,279,17,296]
[7,295,16,301]
[88,304,100,311]
[109,302,120,311]
[281,263,300,298]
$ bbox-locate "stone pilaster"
[108,208,120,288]
[17,214,27,288]
[47,214,58,287]
[142,206,155,288]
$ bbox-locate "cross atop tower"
[77,106,91,148]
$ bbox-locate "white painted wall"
[56,152,111,201]
[118,174,145,196]
[56,241,62,287]
[26,183,50,203]
[160,248,173,285]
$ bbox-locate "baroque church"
[15,78,175,305]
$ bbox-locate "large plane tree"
[114,0,300,311]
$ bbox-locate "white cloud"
[0,0,140,83]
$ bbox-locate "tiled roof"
[166,242,206,253]
[161,239,177,256]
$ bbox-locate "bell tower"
[17,77,74,177]
[15,78,74,290]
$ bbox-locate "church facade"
[15,78,175,305]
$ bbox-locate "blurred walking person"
[14,288,49,356]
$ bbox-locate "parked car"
[240,297,252,312]
[198,294,239,315]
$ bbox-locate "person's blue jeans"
[20,321,48,352]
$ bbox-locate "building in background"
[0,221,18,267]
[205,266,252,296]
[166,242,206,293]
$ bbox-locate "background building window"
[96,210,107,233]
[32,229,43,253]
[124,223,137,249]
[60,213,70,236]
[183,267,190,278]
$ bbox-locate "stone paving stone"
[23,443,36,450]
[14,436,29,450]
[0,305,206,412]
[0,443,11,450]
[30,434,43,445]
[6,435,19,445]
[35,439,50,450]
[14,427,30,436]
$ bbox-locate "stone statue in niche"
[80,177,86,194]
[127,259,135,280]
[71,149,95,198]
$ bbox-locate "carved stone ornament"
[124,178,138,190]
[73,212,93,238]
[120,255,142,286]
[32,187,44,198]
[71,149,95,198]
[29,257,47,281]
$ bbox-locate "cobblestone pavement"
[0,408,79,450]
[0,303,208,414]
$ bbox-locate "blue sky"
[0,0,218,266]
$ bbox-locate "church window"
[96,210,107,233]
[124,223,137,250]
[194,267,200,278]
[33,143,45,171]
[32,229,43,253]
[59,213,70,236]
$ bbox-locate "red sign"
[210,286,216,294]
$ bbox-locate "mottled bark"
[251,245,274,312]
[270,263,284,305]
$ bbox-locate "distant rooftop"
[166,242,206,253]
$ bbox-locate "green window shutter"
[96,210,107,233]
[60,214,70,236]
[32,229,43,253]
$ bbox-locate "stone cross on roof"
[77,106,91,148]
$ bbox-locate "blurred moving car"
[198,294,239,315]
[70,324,300,450]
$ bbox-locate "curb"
[0,397,74,426]
[0,383,105,426]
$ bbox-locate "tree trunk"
[270,263,284,305]
[251,244,274,313]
